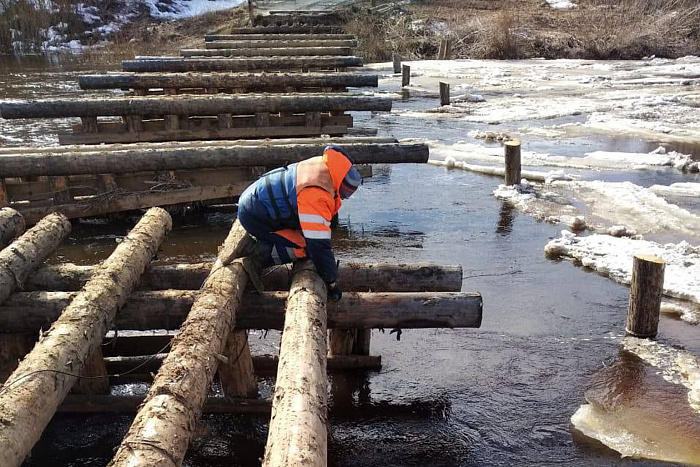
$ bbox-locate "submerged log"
[0,208,171,467]
[60,394,271,414]
[205,39,357,49]
[0,142,426,178]
[0,290,483,333]
[205,33,354,41]
[0,208,25,250]
[0,93,388,119]
[26,262,462,292]
[263,260,328,467]
[122,56,362,72]
[180,47,354,57]
[108,221,255,467]
[78,72,376,91]
[104,353,381,375]
[0,212,70,303]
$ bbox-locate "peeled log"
[0,93,387,119]
[122,56,362,73]
[205,39,357,49]
[26,262,462,292]
[108,221,254,467]
[205,33,354,41]
[78,72,377,91]
[0,290,483,333]
[180,47,354,57]
[0,212,70,304]
[0,207,172,467]
[0,142,427,178]
[0,208,25,250]
[263,260,328,467]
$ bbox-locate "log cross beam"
[108,220,256,466]
[0,207,172,467]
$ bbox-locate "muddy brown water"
[1,55,697,466]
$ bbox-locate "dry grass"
[0,0,81,52]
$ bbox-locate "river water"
[1,54,698,466]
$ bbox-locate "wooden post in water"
[626,254,665,338]
[439,82,450,106]
[504,141,522,186]
[392,53,401,74]
[438,38,452,60]
[401,65,411,87]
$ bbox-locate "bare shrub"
[0,0,81,53]
[469,10,522,59]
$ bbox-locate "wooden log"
[27,262,462,292]
[0,179,8,207]
[392,53,401,74]
[0,93,387,119]
[0,142,425,178]
[18,183,249,225]
[440,82,450,106]
[0,212,70,304]
[108,221,255,467]
[263,260,328,467]
[438,38,452,60]
[122,56,362,73]
[213,25,345,34]
[253,13,342,27]
[626,254,665,338]
[0,208,25,249]
[205,33,354,41]
[79,71,375,91]
[0,290,483,333]
[402,64,410,87]
[205,39,357,49]
[0,208,172,467]
[181,47,354,57]
[0,136,395,155]
[59,395,271,414]
[0,334,35,383]
[504,140,522,186]
[217,330,257,398]
[70,348,109,395]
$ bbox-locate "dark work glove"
[327,281,342,302]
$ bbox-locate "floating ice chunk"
[650,183,700,198]
[545,233,700,307]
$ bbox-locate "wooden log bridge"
[263,260,329,467]
[0,290,483,333]
[78,72,377,92]
[180,46,355,57]
[122,56,362,72]
[0,94,390,119]
[0,207,172,466]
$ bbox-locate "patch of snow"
[545,233,700,306]
[145,0,245,20]
[650,183,700,198]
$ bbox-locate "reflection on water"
[572,350,700,465]
[496,201,515,235]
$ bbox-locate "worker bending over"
[237,145,361,302]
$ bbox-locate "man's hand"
[327,281,342,302]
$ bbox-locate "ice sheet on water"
[545,233,700,307]
[651,182,700,198]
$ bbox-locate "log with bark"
[215,26,345,35]
[108,220,255,467]
[253,13,342,27]
[0,290,483,333]
[122,56,362,72]
[0,212,70,303]
[180,47,354,57]
[205,33,354,41]
[263,260,328,467]
[0,142,427,178]
[205,39,357,49]
[26,262,462,292]
[78,72,376,91]
[0,93,387,119]
[0,208,25,250]
[0,207,172,467]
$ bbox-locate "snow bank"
[650,183,700,198]
[546,0,577,9]
[545,233,700,306]
[146,0,244,20]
